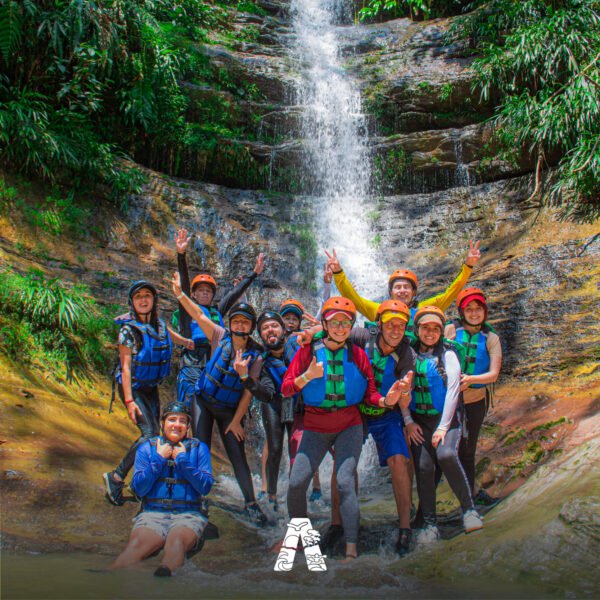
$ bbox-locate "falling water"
[289,0,387,299]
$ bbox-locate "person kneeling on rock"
[110,402,214,577]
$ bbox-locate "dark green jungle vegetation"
[1,0,598,220]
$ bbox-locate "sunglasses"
[329,319,353,328]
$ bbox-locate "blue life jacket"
[453,320,492,389]
[260,334,300,408]
[302,341,368,409]
[115,314,172,389]
[262,354,287,390]
[195,335,260,408]
[409,341,461,416]
[283,333,300,365]
[137,437,210,514]
[190,306,224,348]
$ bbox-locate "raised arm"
[171,272,218,340]
[218,252,264,315]
[326,249,380,322]
[419,240,482,312]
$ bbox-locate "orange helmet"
[457,287,487,310]
[279,298,305,319]
[388,269,418,293]
[191,274,217,294]
[414,306,446,329]
[322,297,356,321]
[376,300,410,324]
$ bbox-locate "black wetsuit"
[175,250,258,419]
[244,357,294,497]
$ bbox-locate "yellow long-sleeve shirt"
[333,263,474,322]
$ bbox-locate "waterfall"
[289,0,387,299]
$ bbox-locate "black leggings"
[261,400,293,496]
[459,399,487,494]
[115,385,160,480]
[411,414,474,525]
[195,398,255,504]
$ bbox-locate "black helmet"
[257,310,286,350]
[128,280,157,306]
[257,310,285,332]
[228,303,257,333]
[161,401,191,422]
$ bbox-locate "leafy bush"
[0,267,115,380]
[0,0,264,200]
[356,0,469,21]
[450,0,600,222]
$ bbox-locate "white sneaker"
[463,509,484,533]
[417,524,440,544]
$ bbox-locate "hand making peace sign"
[465,239,482,267]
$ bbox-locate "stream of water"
[289,0,387,299]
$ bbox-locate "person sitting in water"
[110,402,214,577]
[325,240,482,334]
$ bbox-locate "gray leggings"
[411,413,474,526]
[287,424,363,544]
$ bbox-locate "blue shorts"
[367,411,409,466]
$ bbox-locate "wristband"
[239,373,249,381]
[383,397,393,408]
[125,399,134,405]
[464,262,473,269]
[400,391,410,396]
[301,373,310,385]
[177,292,185,300]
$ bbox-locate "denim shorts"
[132,511,208,539]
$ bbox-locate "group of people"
[104,230,501,574]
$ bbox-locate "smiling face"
[418,322,442,348]
[462,300,486,326]
[230,315,253,336]
[323,312,353,344]
[132,288,154,316]
[163,413,190,443]
[390,279,415,305]
[380,317,407,348]
[259,319,285,347]
[192,282,215,307]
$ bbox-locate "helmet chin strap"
[231,330,250,338]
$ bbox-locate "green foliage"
[439,82,454,102]
[374,147,412,190]
[502,427,527,446]
[2,178,92,237]
[356,0,466,22]
[0,0,265,200]
[532,417,569,431]
[0,267,114,380]
[451,0,600,222]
